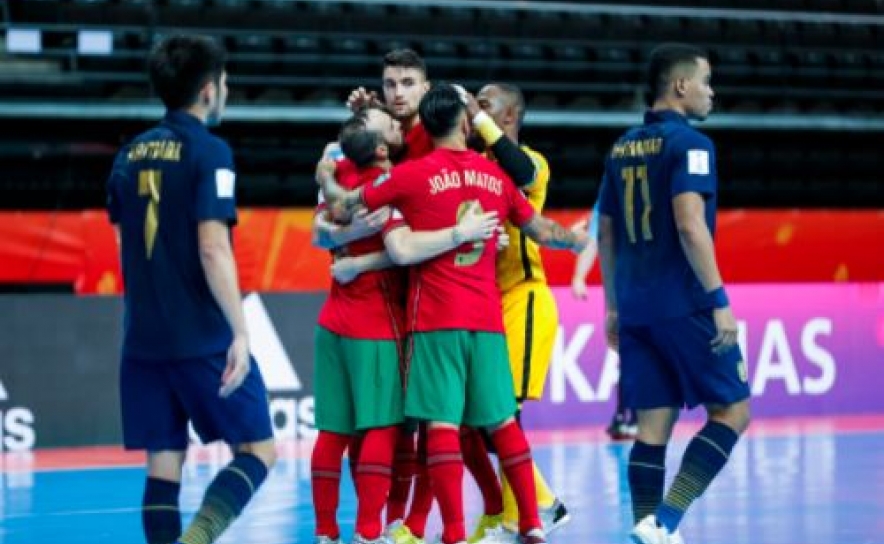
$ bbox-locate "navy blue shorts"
[619,310,751,410]
[120,352,274,451]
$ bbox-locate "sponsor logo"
[0,377,36,452]
[244,294,316,440]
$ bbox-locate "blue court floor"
[2,417,883,544]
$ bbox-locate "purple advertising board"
[521,283,884,430]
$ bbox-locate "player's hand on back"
[453,201,499,244]
[219,335,250,398]
[711,306,738,354]
[495,225,510,251]
[331,256,361,284]
[349,206,391,238]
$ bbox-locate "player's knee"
[709,400,751,435]
[237,438,277,468]
[484,415,516,433]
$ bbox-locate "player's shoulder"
[198,133,233,155]
[521,144,550,172]
[356,165,389,189]
[190,133,234,169]
[666,123,714,155]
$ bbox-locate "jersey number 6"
[454,199,485,267]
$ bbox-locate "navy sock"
[628,441,667,523]
[656,421,739,533]
[179,453,269,544]
[142,477,181,544]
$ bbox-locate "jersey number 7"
[138,169,162,259]
[621,165,653,243]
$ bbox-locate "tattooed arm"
[520,214,589,252]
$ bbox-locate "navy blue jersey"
[598,110,718,325]
[107,110,237,361]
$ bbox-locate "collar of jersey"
[644,109,689,126]
[163,109,206,132]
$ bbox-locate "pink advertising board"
[521,283,884,430]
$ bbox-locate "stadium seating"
[0,0,881,208]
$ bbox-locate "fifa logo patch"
[373,172,391,187]
[737,360,748,383]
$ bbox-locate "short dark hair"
[646,43,707,105]
[148,35,227,110]
[383,48,428,79]
[486,82,526,128]
[418,83,465,139]
[339,109,382,168]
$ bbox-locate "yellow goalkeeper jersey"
[496,145,550,293]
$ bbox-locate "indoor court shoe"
[387,520,426,544]
[630,515,684,544]
[518,528,547,544]
[474,525,518,544]
[538,498,571,535]
[468,512,504,543]
[606,409,639,440]
[353,533,394,544]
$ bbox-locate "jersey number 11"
[621,165,653,244]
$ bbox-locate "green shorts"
[404,330,517,427]
[314,326,404,434]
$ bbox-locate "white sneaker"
[630,515,675,544]
[474,525,519,544]
[538,498,571,535]
[352,533,394,544]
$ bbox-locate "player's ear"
[459,111,471,138]
[673,77,688,97]
[375,143,389,161]
[505,103,518,127]
[199,79,216,106]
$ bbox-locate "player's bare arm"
[597,214,619,350]
[673,191,738,353]
[384,202,499,266]
[330,251,394,285]
[312,207,392,250]
[520,214,588,252]
[198,220,250,397]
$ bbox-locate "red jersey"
[404,122,434,160]
[317,166,407,340]
[363,148,536,333]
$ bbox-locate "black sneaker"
[606,409,638,441]
[538,499,571,535]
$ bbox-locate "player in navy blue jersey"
[106,35,276,544]
[597,43,751,544]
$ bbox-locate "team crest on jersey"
[737,359,748,383]
[373,172,391,187]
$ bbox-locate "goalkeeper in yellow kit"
[464,83,571,541]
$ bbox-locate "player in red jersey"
[320,83,588,544]
[311,106,500,544]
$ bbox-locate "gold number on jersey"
[621,165,653,243]
[454,199,485,267]
[138,169,162,259]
